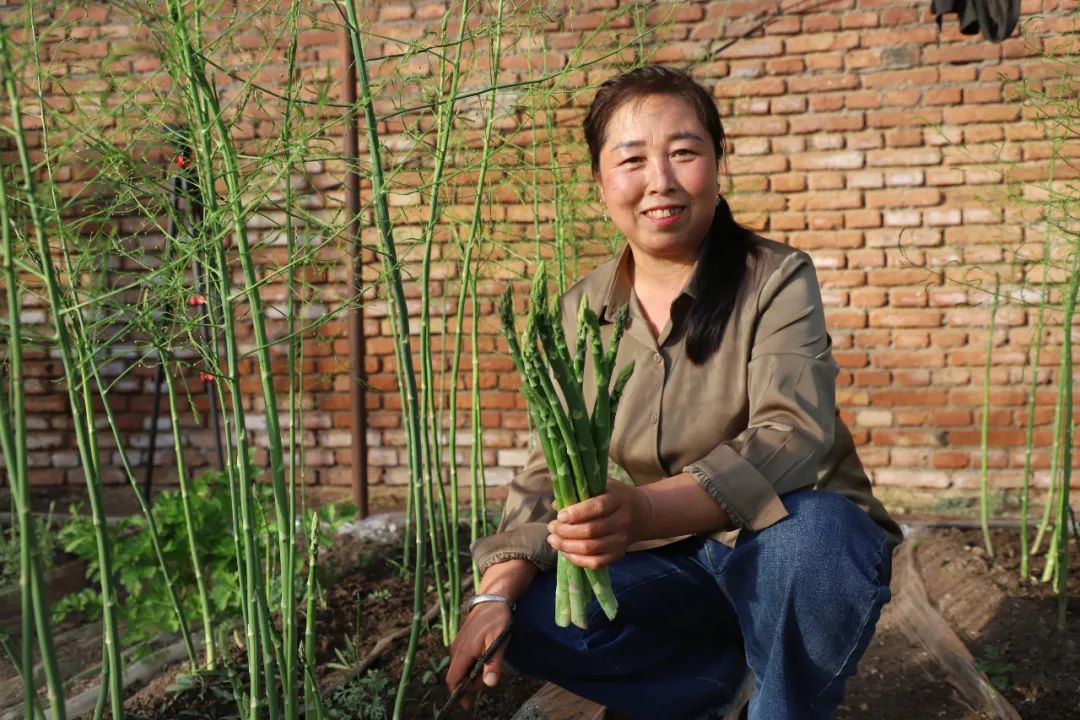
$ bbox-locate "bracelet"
[467,593,516,613]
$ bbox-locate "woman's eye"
[622,156,643,165]
[673,149,695,158]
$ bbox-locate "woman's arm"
[445,558,538,709]
[546,473,732,569]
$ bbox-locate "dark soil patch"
[121,535,543,720]
[842,526,1079,720]
[4,524,1076,719]
[914,527,1079,719]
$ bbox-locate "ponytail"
[684,195,756,365]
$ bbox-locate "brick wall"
[3,0,1079,506]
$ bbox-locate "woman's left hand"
[546,479,652,569]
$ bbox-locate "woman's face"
[594,94,718,265]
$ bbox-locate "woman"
[446,66,902,720]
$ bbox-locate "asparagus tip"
[497,286,515,334]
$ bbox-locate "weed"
[0,505,58,586]
[366,588,392,602]
[974,644,1016,693]
[324,669,392,720]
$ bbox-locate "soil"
[841,526,1079,720]
[121,534,544,720]
[3,524,1077,719]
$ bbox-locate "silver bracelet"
[467,593,516,613]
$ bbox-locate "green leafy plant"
[55,474,355,654]
[365,588,392,603]
[54,471,245,649]
[974,645,1016,693]
[0,507,58,587]
[420,655,449,687]
[324,669,391,720]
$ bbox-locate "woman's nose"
[646,156,677,193]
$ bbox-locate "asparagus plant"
[498,266,633,628]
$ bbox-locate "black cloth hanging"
[931,0,1020,42]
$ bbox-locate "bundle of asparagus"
[498,265,634,629]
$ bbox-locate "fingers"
[445,605,511,710]
[561,549,622,570]
[547,531,627,557]
[452,635,507,711]
[482,637,508,688]
[548,514,620,540]
[444,640,473,695]
[556,492,618,524]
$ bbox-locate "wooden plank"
[891,529,1021,720]
[512,672,752,720]
[510,683,605,720]
[0,559,86,640]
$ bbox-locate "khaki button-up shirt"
[472,234,901,575]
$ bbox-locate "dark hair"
[583,66,756,365]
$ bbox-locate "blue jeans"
[504,490,894,720]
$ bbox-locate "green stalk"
[1033,451,1058,556]
[0,19,123,719]
[416,0,470,647]
[546,300,602,493]
[1020,144,1058,579]
[194,29,293,696]
[1054,268,1077,629]
[531,273,600,505]
[530,399,589,628]
[164,8,278,715]
[341,4,427,715]
[506,285,618,624]
[979,275,1000,559]
[1020,236,1052,578]
[582,301,631,488]
[303,515,320,715]
[386,295,414,576]
[469,271,489,583]
[502,294,587,627]
[281,2,302,715]
[0,155,63,720]
[83,359,197,667]
[446,0,506,627]
[161,356,215,664]
[544,83,567,296]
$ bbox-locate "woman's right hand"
[445,601,513,710]
[445,558,538,710]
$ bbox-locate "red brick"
[718,37,784,59]
[924,43,1000,65]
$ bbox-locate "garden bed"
[2,523,1076,719]
[843,526,1078,720]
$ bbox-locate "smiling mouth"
[643,206,685,219]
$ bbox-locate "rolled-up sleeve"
[470,438,558,574]
[683,252,838,531]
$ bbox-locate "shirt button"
[649,412,658,424]
[653,352,662,365]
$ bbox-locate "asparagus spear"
[497,268,635,628]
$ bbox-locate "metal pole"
[344,23,369,518]
[142,170,185,500]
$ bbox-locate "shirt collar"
[600,243,703,323]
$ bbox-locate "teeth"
[645,207,682,218]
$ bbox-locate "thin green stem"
[979,275,1000,559]
[342,4,427,716]
[0,18,123,719]
[161,355,216,665]
[1020,233,1053,579]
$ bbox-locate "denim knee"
[742,489,893,589]
[711,489,894,719]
